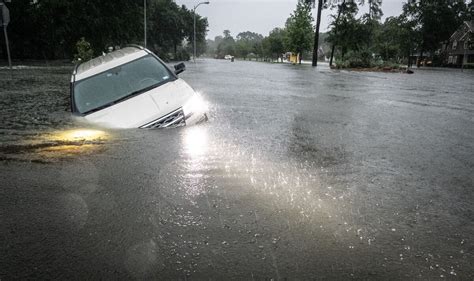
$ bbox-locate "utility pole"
[312,0,323,67]
[329,0,345,67]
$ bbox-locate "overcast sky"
[175,0,405,40]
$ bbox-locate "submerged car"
[70,45,208,129]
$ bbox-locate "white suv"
[70,46,207,129]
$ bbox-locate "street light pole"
[193,1,209,63]
[144,0,147,48]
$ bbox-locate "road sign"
[1,3,10,26]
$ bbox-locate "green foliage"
[215,30,236,58]
[9,0,143,59]
[362,0,383,21]
[140,1,208,60]
[235,31,264,59]
[207,0,317,62]
[285,0,314,62]
[210,28,285,61]
[335,50,404,69]
[326,1,364,59]
[6,0,208,60]
[206,36,223,56]
[175,49,191,62]
[73,38,94,63]
[263,28,287,61]
[206,0,470,68]
[402,0,470,55]
[326,0,471,68]
[347,50,372,68]
[374,15,416,62]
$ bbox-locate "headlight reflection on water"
[177,125,367,250]
[183,126,208,158]
[30,129,110,160]
[51,129,108,142]
[180,126,210,201]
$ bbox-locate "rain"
[1,60,473,279]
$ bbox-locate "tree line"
[325,0,473,68]
[0,0,208,61]
[207,0,473,67]
[206,1,322,63]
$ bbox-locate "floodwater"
[1,60,473,280]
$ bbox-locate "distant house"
[446,21,474,67]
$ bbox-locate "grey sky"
[175,0,405,40]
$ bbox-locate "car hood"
[82,78,195,129]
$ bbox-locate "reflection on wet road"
[1,61,473,279]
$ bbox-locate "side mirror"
[174,62,186,75]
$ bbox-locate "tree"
[148,0,185,57]
[180,4,208,57]
[361,0,383,50]
[235,40,250,59]
[235,31,263,60]
[223,30,232,38]
[3,0,207,60]
[326,1,361,60]
[374,15,417,64]
[73,38,94,62]
[309,0,324,66]
[327,0,346,66]
[148,1,208,60]
[361,0,383,21]
[216,30,236,58]
[402,0,471,66]
[265,28,287,61]
[285,0,314,64]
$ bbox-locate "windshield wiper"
[82,100,119,115]
[125,84,157,99]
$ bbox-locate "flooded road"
[1,60,473,280]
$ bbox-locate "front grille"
[140,108,186,129]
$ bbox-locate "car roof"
[74,47,148,81]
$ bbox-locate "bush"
[345,50,373,68]
[174,49,190,61]
[334,59,349,69]
[73,38,94,63]
[373,60,401,69]
[335,51,403,70]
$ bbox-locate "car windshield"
[74,54,173,114]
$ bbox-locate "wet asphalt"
[0,60,473,280]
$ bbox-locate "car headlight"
[183,93,208,118]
